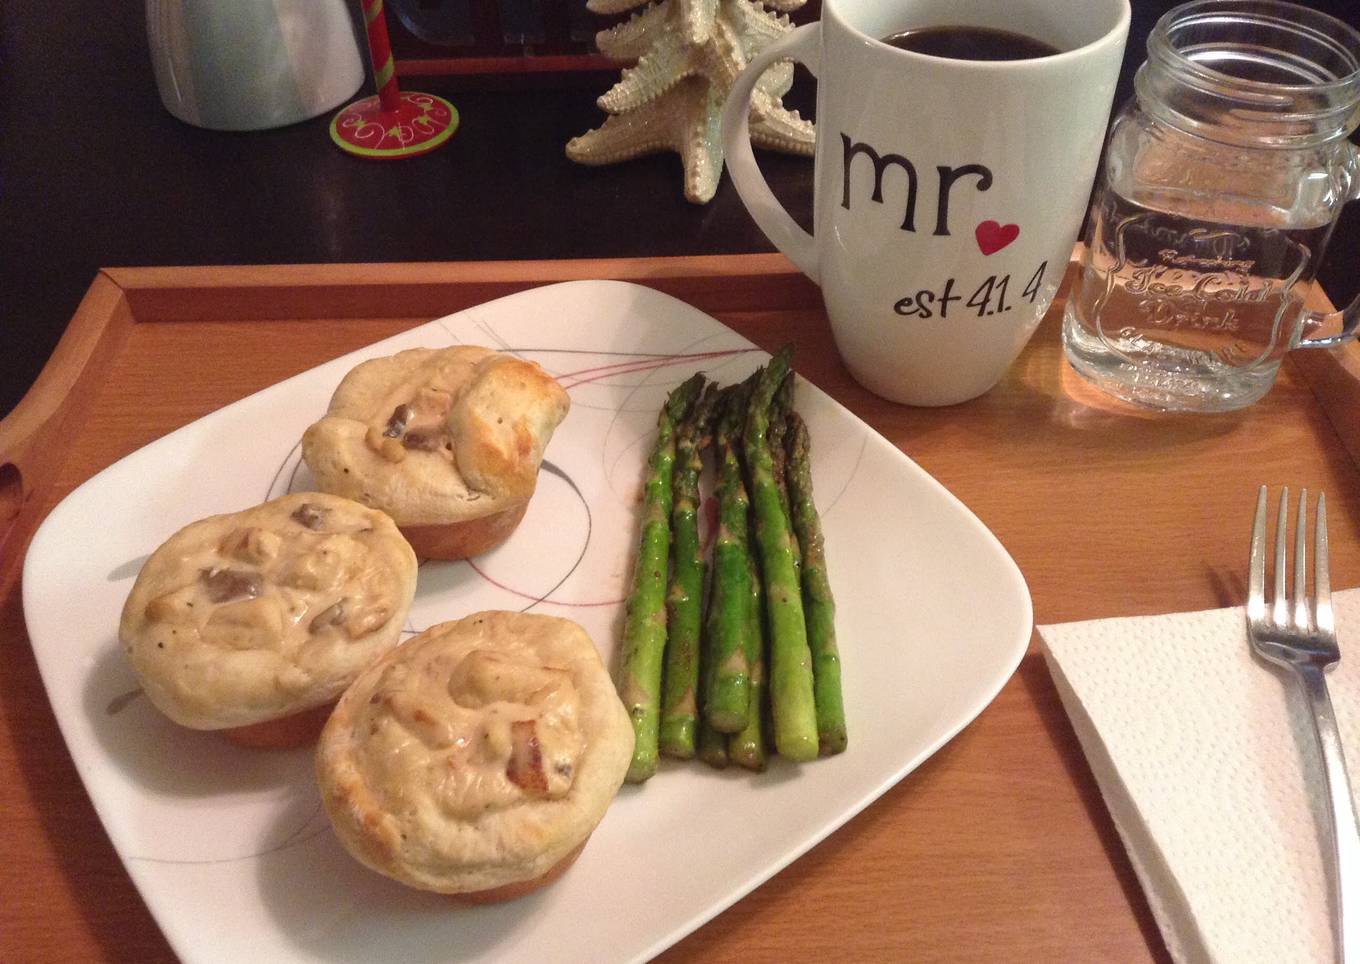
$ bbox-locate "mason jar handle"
[719,22,822,283]
[1300,303,1360,348]
[1300,144,1360,349]
[1300,293,1360,349]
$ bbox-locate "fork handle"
[1299,663,1360,964]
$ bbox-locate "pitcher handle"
[720,22,822,283]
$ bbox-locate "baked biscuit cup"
[397,501,528,562]
[450,837,591,904]
[316,611,633,898]
[221,701,339,750]
[301,346,570,561]
[119,492,418,749]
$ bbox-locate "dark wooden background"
[2,0,1357,418]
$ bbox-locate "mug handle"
[720,23,822,283]
[1300,144,1360,349]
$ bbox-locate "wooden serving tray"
[2,254,1358,963]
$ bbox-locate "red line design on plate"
[559,348,757,389]
[466,559,624,608]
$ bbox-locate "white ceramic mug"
[721,0,1130,405]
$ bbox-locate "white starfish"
[586,0,655,16]
[567,78,726,203]
[724,0,795,50]
[599,12,748,112]
[570,0,814,204]
[597,0,797,95]
[566,80,812,203]
[679,0,718,45]
[596,3,672,60]
[750,97,815,155]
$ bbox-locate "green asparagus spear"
[767,370,800,583]
[787,410,847,755]
[619,374,704,783]
[697,395,734,770]
[704,385,754,733]
[767,371,794,526]
[728,549,768,771]
[659,383,720,759]
[744,349,819,762]
[697,718,730,768]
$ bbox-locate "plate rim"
[22,278,1033,963]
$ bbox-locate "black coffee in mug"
[880,25,1060,61]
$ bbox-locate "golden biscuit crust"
[316,611,633,895]
[301,347,570,528]
[119,493,417,729]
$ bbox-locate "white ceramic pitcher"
[146,0,364,131]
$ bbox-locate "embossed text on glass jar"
[1063,0,1360,412]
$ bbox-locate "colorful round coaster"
[330,91,459,160]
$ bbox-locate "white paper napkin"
[1037,589,1360,964]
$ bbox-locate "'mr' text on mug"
[839,134,992,237]
[838,133,1054,320]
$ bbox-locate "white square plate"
[23,280,1031,963]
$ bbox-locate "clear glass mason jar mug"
[1063,0,1360,412]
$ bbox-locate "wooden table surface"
[2,255,1358,963]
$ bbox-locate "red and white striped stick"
[362,0,402,113]
[330,0,459,159]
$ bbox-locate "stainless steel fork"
[1249,485,1360,963]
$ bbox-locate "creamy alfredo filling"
[365,379,459,465]
[357,648,584,821]
[142,501,397,656]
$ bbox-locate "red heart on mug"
[975,220,1020,255]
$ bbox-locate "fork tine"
[1248,485,1268,620]
[1274,486,1290,627]
[1316,492,1334,637]
[1245,487,1354,963]
[1294,489,1309,632]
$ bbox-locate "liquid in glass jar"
[1065,189,1334,411]
[1062,0,1360,412]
